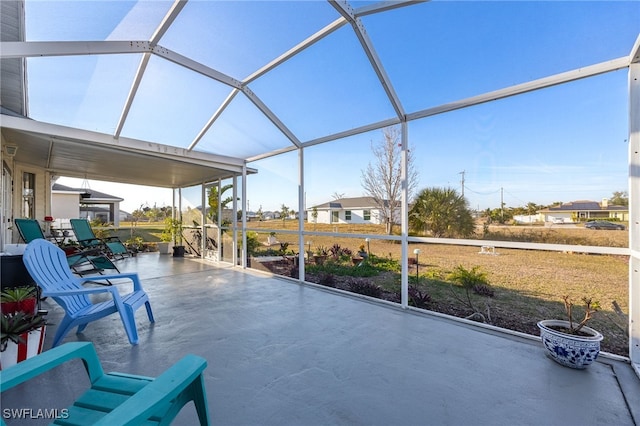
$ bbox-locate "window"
[345,210,351,221]
[364,210,371,221]
[331,211,339,223]
[22,172,35,218]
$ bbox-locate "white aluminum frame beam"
[115,0,187,139]
[330,0,406,119]
[189,89,240,151]
[408,57,630,122]
[242,87,302,148]
[0,40,151,58]
[244,17,348,84]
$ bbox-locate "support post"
[298,148,305,282]
[400,121,409,308]
[629,58,640,374]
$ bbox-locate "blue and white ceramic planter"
[537,320,603,369]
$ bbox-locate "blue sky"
[28,1,640,213]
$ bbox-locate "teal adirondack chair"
[22,239,154,347]
[70,218,130,260]
[14,218,119,275]
[0,342,210,425]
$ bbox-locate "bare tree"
[361,126,418,234]
[331,192,345,200]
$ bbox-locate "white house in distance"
[537,199,629,223]
[52,184,124,227]
[307,197,393,225]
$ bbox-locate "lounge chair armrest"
[65,247,103,257]
[93,355,208,426]
[77,237,102,244]
[0,342,104,391]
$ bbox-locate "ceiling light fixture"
[4,145,18,157]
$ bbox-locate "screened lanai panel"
[250,25,398,142]
[407,69,629,216]
[26,54,141,134]
[119,54,234,148]
[160,1,339,79]
[246,151,299,218]
[196,93,293,159]
[25,1,172,41]
[303,130,382,210]
[364,1,640,114]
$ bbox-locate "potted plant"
[1,311,47,370]
[157,223,173,255]
[1,286,38,315]
[537,296,603,369]
[313,246,328,265]
[166,218,185,257]
[357,244,368,259]
[267,232,278,246]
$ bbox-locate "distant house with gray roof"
[52,184,124,227]
[538,199,628,223]
[307,197,394,225]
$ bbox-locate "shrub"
[472,284,495,297]
[346,278,382,298]
[317,272,336,288]
[244,231,261,256]
[408,286,431,308]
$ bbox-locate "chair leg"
[118,304,139,345]
[145,301,155,323]
[52,316,75,347]
[191,375,210,425]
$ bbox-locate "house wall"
[307,208,384,225]
[608,211,629,222]
[10,162,50,243]
[52,192,80,220]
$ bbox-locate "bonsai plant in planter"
[537,296,603,369]
[1,310,47,370]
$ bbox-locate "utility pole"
[501,187,504,222]
[459,170,465,197]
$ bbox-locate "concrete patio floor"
[2,252,639,425]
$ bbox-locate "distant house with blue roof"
[538,199,628,223]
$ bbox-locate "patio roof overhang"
[0,114,253,188]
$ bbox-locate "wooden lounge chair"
[22,239,154,347]
[14,218,119,276]
[70,218,130,260]
[0,342,210,425]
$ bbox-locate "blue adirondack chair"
[22,239,154,347]
[0,342,210,425]
[70,218,130,260]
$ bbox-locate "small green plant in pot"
[537,296,603,369]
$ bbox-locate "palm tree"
[208,184,234,224]
[409,187,475,238]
